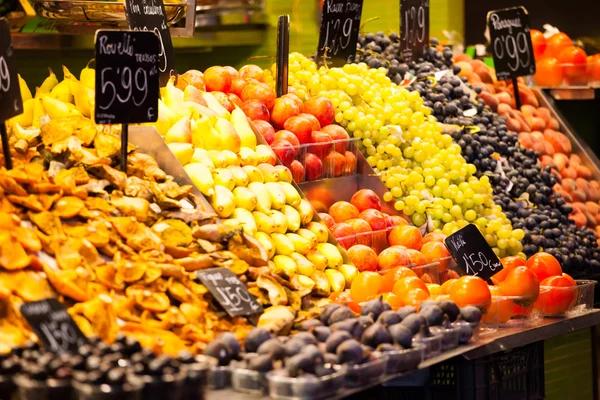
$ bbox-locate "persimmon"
[426,283,444,296]
[380,266,417,293]
[526,252,562,282]
[492,256,527,285]
[499,266,540,306]
[392,276,429,296]
[350,271,382,303]
[539,274,577,315]
[482,286,514,324]
[381,292,404,310]
[530,29,547,60]
[558,46,587,79]
[535,58,564,87]
[329,290,362,313]
[546,32,572,58]
[400,288,430,307]
[449,276,491,307]
[441,278,457,294]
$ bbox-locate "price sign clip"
[316,0,364,68]
[0,19,24,170]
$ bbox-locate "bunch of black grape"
[353,32,600,276]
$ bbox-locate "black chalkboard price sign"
[400,0,429,62]
[486,6,535,109]
[124,0,175,86]
[196,267,263,317]
[0,19,23,170]
[20,299,88,354]
[316,0,364,67]
[444,224,502,284]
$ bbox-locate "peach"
[298,113,321,131]
[553,153,570,171]
[576,178,590,193]
[543,141,555,156]
[331,223,357,249]
[383,213,395,229]
[303,96,335,127]
[275,130,300,148]
[252,120,276,144]
[230,77,248,97]
[203,66,232,93]
[391,215,409,227]
[241,100,270,121]
[344,151,357,175]
[323,151,346,177]
[223,66,239,78]
[212,91,235,112]
[346,218,373,246]
[585,202,600,216]
[520,104,537,117]
[241,82,276,110]
[540,155,556,169]
[561,167,578,180]
[271,97,300,129]
[571,189,587,202]
[421,241,451,272]
[239,64,264,82]
[405,249,426,266]
[548,118,560,130]
[496,92,516,109]
[281,93,304,113]
[423,232,447,244]
[271,139,296,166]
[359,209,387,231]
[318,212,335,228]
[378,246,411,270]
[227,93,243,108]
[351,189,382,212]
[283,115,313,145]
[569,154,582,166]
[305,153,324,181]
[575,165,592,180]
[321,125,350,153]
[347,245,379,272]
[329,201,360,223]
[544,130,572,154]
[588,181,600,201]
[388,225,423,250]
[310,131,334,158]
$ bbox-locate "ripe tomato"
[499,266,540,306]
[380,266,417,293]
[558,46,587,80]
[492,256,527,285]
[530,29,547,60]
[546,32,572,58]
[350,271,383,303]
[392,276,429,296]
[539,274,577,315]
[482,286,514,324]
[526,252,562,282]
[535,58,564,86]
[449,276,491,307]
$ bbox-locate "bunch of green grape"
[263,54,524,258]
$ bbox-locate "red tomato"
[539,274,577,315]
[535,58,564,86]
[530,29,547,60]
[491,256,526,285]
[558,46,587,80]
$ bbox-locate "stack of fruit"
[155,71,354,302]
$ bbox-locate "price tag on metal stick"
[486,6,535,109]
[124,0,175,86]
[0,19,23,170]
[276,15,290,98]
[196,268,263,318]
[400,0,429,62]
[317,0,363,67]
[444,224,502,284]
[94,30,159,171]
[21,299,88,354]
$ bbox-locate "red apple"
[310,131,333,158]
[271,139,296,165]
[323,151,346,177]
[241,100,270,122]
[359,209,387,231]
[211,91,235,112]
[241,82,276,110]
[282,93,304,113]
[239,64,264,82]
[351,189,382,212]
[275,130,300,148]
[223,66,239,79]
[283,115,313,145]
[290,160,305,183]
[344,151,357,175]
[303,96,335,127]
[271,97,300,129]
[203,66,232,93]
[305,153,324,180]
[321,124,350,153]
[299,113,321,131]
[252,120,276,144]
[230,77,248,97]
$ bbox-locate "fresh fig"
[257,339,286,360]
[420,305,444,326]
[460,306,482,323]
[361,323,392,348]
[244,328,272,353]
[325,331,353,353]
[320,304,341,324]
[360,296,391,320]
[377,310,402,327]
[327,306,355,325]
[439,300,460,322]
[401,313,426,335]
[396,306,417,320]
[313,326,332,342]
[336,339,363,365]
[388,323,413,348]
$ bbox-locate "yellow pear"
[184,163,215,196]
[190,148,215,170]
[32,91,46,128]
[255,232,275,259]
[208,150,227,168]
[316,243,343,269]
[232,208,257,236]
[163,77,190,118]
[187,102,218,120]
[41,96,80,119]
[167,142,194,165]
[192,117,222,150]
[165,117,192,144]
[238,147,258,166]
[39,68,58,94]
[212,168,235,191]
[210,185,235,218]
[50,77,73,104]
[325,269,346,292]
[18,74,32,102]
[220,150,239,167]
[183,85,207,106]
[231,108,257,149]
[153,99,176,136]
[256,144,277,165]
[214,118,241,153]
[80,60,95,90]
[7,98,34,128]
[68,79,94,118]
[201,92,230,119]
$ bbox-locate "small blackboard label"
[486,6,536,81]
[0,19,23,121]
[317,0,363,67]
[196,267,263,317]
[124,0,175,86]
[444,224,502,283]
[94,30,159,125]
[20,299,88,354]
[400,0,429,62]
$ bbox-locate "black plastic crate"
[354,341,544,400]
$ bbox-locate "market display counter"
[206,310,600,400]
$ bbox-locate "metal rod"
[121,123,128,172]
[0,122,12,170]
[512,77,521,109]
[276,15,290,97]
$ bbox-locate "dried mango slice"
[7,195,44,212]
[117,262,146,283]
[55,241,82,270]
[30,211,64,237]
[134,291,170,313]
[30,183,62,195]
[168,281,193,303]
[111,196,150,223]
[93,131,121,158]
[74,118,97,145]
[0,238,30,270]
[41,117,77,146]
[0,213,18,230]
[43,265,88,302]
[143,267,162,285]
[152,219,193,247]
[257,275,288,306]
[0,176,27,196]
[38,193,61,210]
[14,227,42,252]
[85,197,115,213]
[95,265,125,291]
[53,196,85,218]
